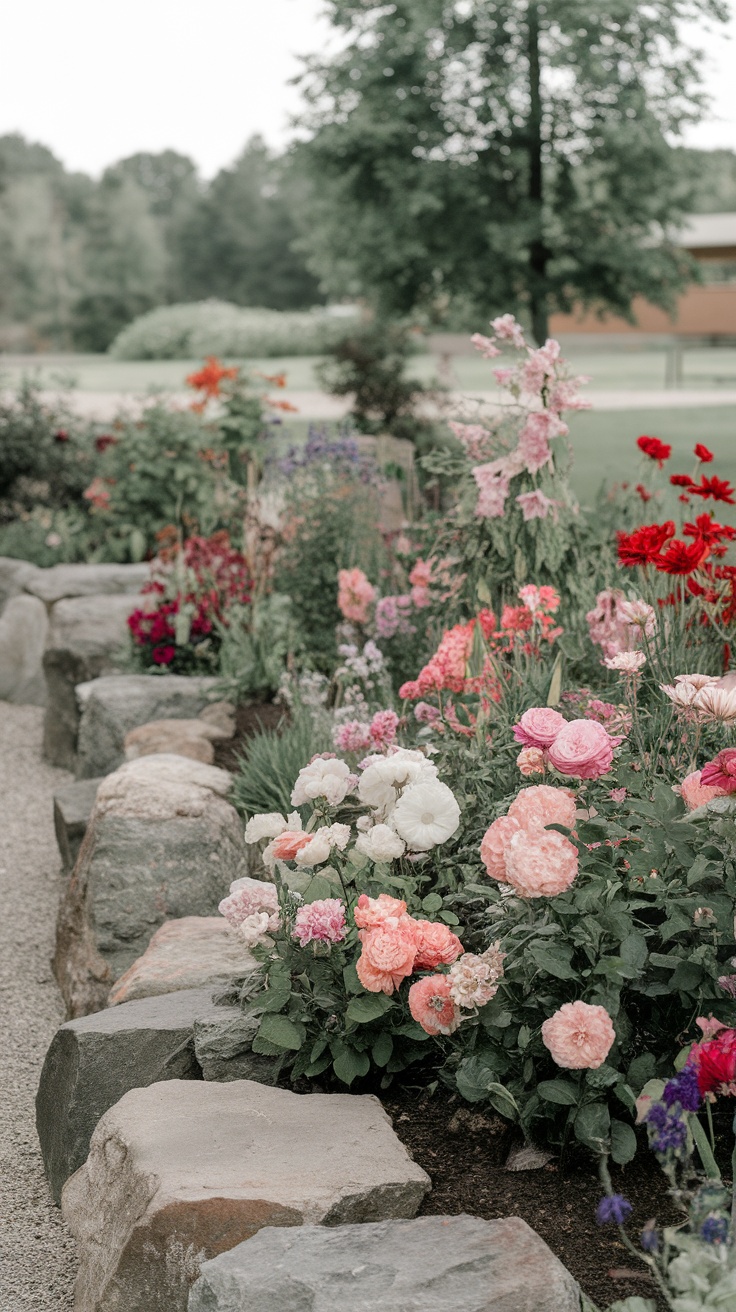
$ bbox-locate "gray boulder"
[36,987,229,1204]
[53,754,243,1016]
[62,1079,430,1312]
[42,594,141,769]
[189,1215,582,1312]
[0,555,40,610]
[0,593,48,705]
[75,674,218,778]
[25,561,148,606]
[109,916,256,1006]
[193,1005,280,1085]
[53,776,105,869]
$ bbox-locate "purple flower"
[662,1063,702,1113]
[645,1102,688,1155]
[640,1225,659,1253]
[596,1194,633,1225]
[701,1216,729,1245]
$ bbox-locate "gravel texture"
[0,703,77,1308]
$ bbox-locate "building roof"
[674,212,736,249]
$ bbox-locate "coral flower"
[337,567,376,624]
[270,831,312,861]
[353,893,408,929]
[507,784,577,834]
[356,922,417,994]
[412,919,464,969]
[480,814,523,881]
[408,974,461,1035]
[505,828,579,898]
[542,1001,616,1070]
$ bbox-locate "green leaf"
[303,874,339,902]
[251,1034,284,1056]
[257,1013,305,1051]
[345,994,394,1024]
[439,910,460,925]
[332,1047,370,1086]
[259,988,291,1013]
[610,1119,638,1165]
[343,963,362,994]
[574,1101,611,1151]
[619,933,648,971]
[456,1056,498,1103]
[421,893,443,913]
[671,960,703,991]
[305,1053,333,1077]
[529,945,577,980]
[372,1031,393,1068]
[627,1053,657,1092]
[486,1082,519,1122]
[537,1079,579,1106]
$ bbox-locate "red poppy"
[635,483,652,502]
[692,476,736,505]
[655,536,710,576]
[694,443,714,463]
[637,435,671,465]
[617,520,675,567]
[690,1028,736,1096]
[670,474,694,488]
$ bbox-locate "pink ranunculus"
[353,893,408,930]
[513,707,567,749]
[507,784,577,834]
[412,919,464,969]
[408,974,461,1036]
[547,718,616,780]
[677,770,728,811]
[517,746,547,777]
[270,830,313,861]
[356,921,417,994]
[505,827,579,898]
[700,749,736,794]
[480,814,522,882]
[293,898,347,947]
[541,1001,616,1070]
[337,567,376,624]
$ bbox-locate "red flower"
[694,443,714,463]
[684,514,736,556]
[152,645,176,666]
[670,474,694,488]
[54,429,70,443]
[635,484,652,503]
[186,356,238,400]
[637,435,671,465]
[691,1028,736,1096]
[95,434,118,453]
[692,476,736,505]
[617,520,675,568]
[655,537,710,576]
[701,748,736,794]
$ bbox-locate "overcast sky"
[1,0,734,178]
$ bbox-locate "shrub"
[0,375,93,508]
[316,319,439,447]
[108,301,357,360]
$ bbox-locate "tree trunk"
[527,2,549,344]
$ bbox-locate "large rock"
[42,594,141,769]
[0,555,40,610]
[53,755,244,1016]
[124,717,230,766]
[189,1215,582,1312]
[25,561,148,606]
[75,674,218,778]
[62,1080,430,1312]
[36,987,226,1204]
[53,776,105,869]
[109,917,255,1006]
[0,593,48,705]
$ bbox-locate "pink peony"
[356,921,417,994]
[408,974,461,1035]
[353,893,408,930]
[412,919,464,969]
[337,567,376,624]
[293,898,347,947]
[480,814,523,881]
[547,718,616,780]
[541,1001,616,1070]
[700,749,736,794]
[507,784,577,834]
[513,707,567,749]
[505,827,579,898]
[517,746,547,777]
[678,770,728,811]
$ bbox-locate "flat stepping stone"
[62,1080,430,1312]
[75,673,219,778]
[53,776,105,869]
[189,1215,581,1311]
[36,987,226,1204]
[109,916,256,1005]
[26,561,149,606]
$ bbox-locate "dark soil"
[384,1087,681,1310]
[213,701,286,771]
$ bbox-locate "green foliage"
[230,711,333,818]
[217,595,298,703]
[109,301,353,361]
[0,375,93,507]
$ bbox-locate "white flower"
[355,824,406,863]
[358,749,438,815]
[604,650,646,674]
[618,598,656,639]
[291,757,354,807]
[693,683,736,725]
[294,823,352,868]
[244,813,288,843]
[237,911,278,947]
[391,779,460,851]
[448,942,506,1009]
[660,674,718,711]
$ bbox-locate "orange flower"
[186,356,238,400]
[268,397,299,413]
[260,372,287,388]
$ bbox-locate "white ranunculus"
[244,813,288,844]
[237,911,275,947]
[358,749,438,815]
[355,824,406,863]
[291,757,354,807]
[294,823,352,868]
[391,779,460,851]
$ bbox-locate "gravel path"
[0,703,77,1308]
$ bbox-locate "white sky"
[0,0,734,178]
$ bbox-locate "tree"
[174,136,324,310]
[296,1,728,341]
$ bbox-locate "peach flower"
[547,718,616,780]
[505,828,578,898]
[677,770,728,811]
[356,922,417,994]
[541,1000,616,1069]
[412,919,464,969]
[337,567,376,624]
[270,831,312,861]
[517,746,547,777]
[353,893,408,930]
[507,784,577,834]
[408,974,461,1035]
[480,814,522,882]
[513,707,567,749]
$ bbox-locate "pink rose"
[408,974,461,1035]
[678,770,728,811]
[505,828,578,898]
[480,814,522,882]
[411,919,464,969]
[541,1001,616,1070]
[547,719,616,780]
[513,707,567,749]
[507,784,577,834]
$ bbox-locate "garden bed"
[213,700,286,771]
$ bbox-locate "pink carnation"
[480,814,522,881]
[505,827,578,898]
[678,770,728,811]
[507,784,577,834]
[547,718,616,780]
[337,567,376,624]
[541,1001,616,1070]
[412,919,464,969]
[513,707,567,749]
[293,898,347,947]
[408,974,461,1035]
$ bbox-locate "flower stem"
[690,1111,721,1180]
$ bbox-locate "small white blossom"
[391,779,460,851]
[355,824,406,863]
[291,757,354,807]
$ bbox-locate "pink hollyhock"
[337,567,376,624]
[408,974,461,1035]
[353,893,408,930]
[513,707,567,749]
[518,412,560,473]
[356,922,417,994]
[470,333,501,359]
[547,719,617,779]
[448,422,492,462]
[505,828,578,898]
[412,919,464,969]
[293,898,347,947]
[516,490,557,521]
[491,314,527,347]
[701,749,736,794]
[517,746,546,776]
[677,769,728,810]
[480,814,523,882]
[542,1001,616,1069]
[473,464,510,519]
[507,784,577,834]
